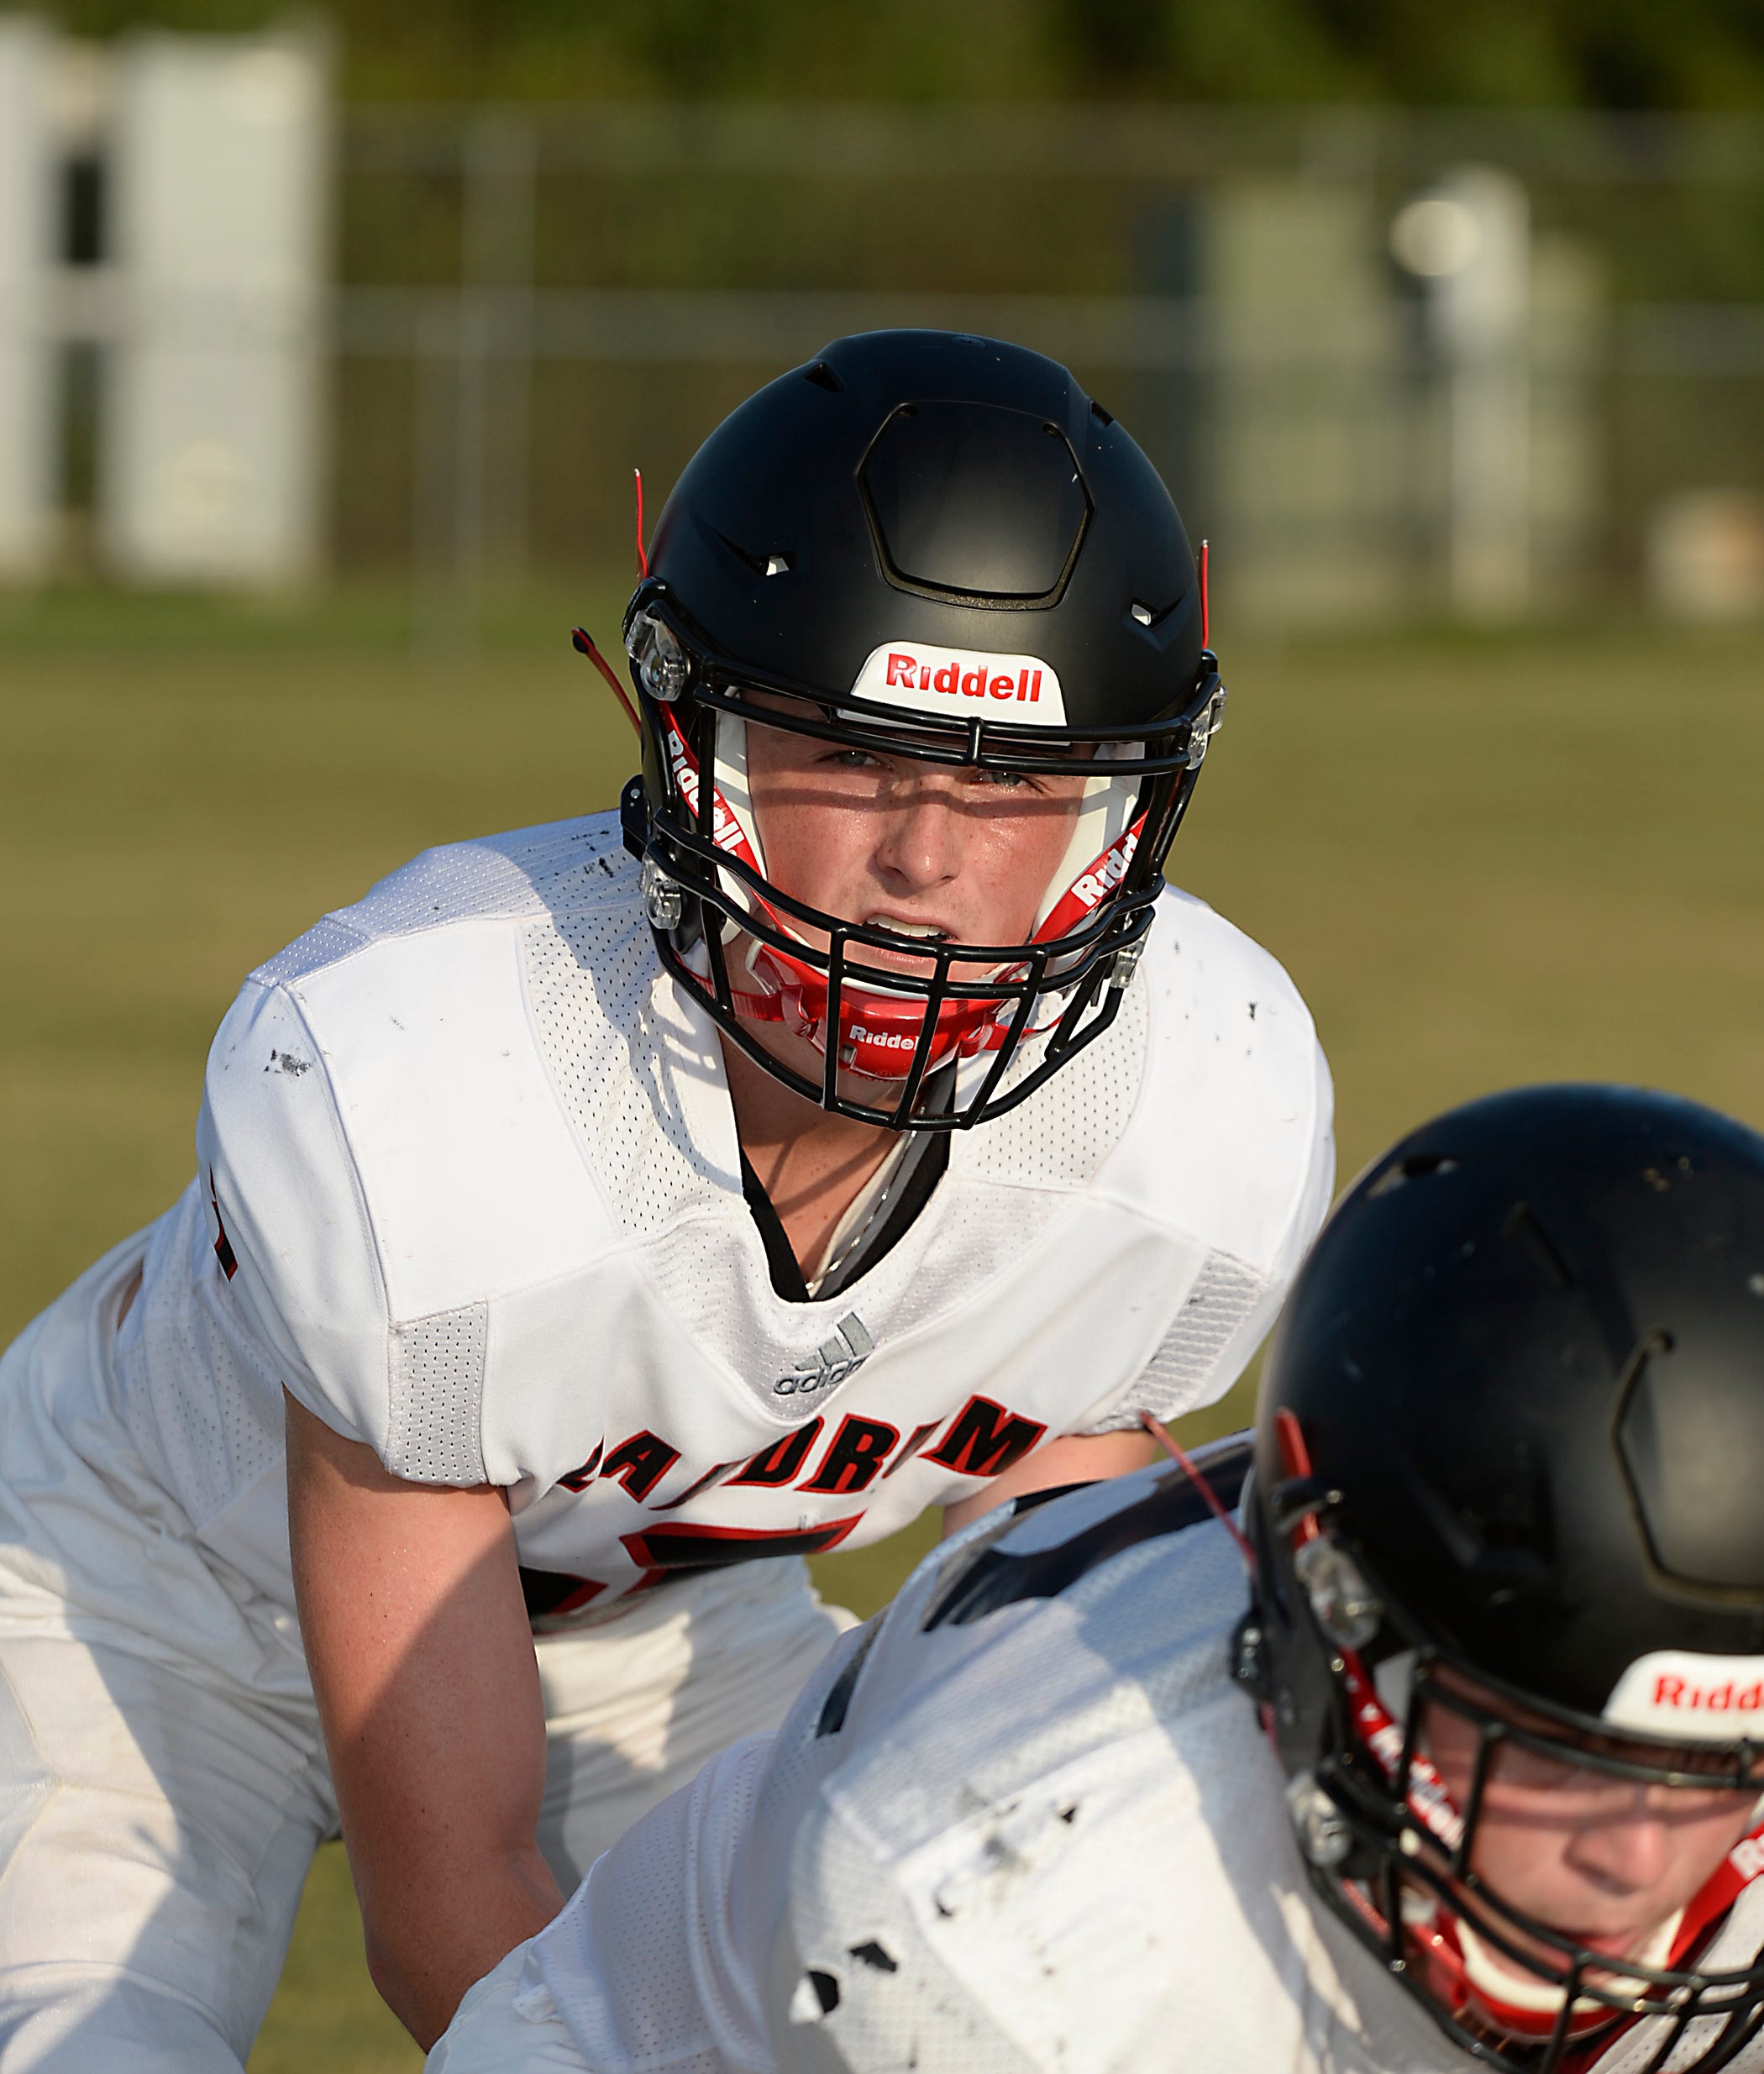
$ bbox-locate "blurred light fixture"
[1389,196,1482,277]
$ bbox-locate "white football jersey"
[486,1454,1764,2074]
[111,812,1332,1615]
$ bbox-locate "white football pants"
[0,1240,852,2071]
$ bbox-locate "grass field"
[3,591,1763,2068]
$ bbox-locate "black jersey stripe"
[921,1439,1252,1632]
[814,1618,885,1739]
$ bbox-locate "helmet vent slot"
[1367,1153,1460,1200]
[712,529,795,582]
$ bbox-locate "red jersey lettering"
[801,1415,900,1496]
[600,1430,680,1503]
[926,1394,1047,1479]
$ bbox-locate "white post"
[463,110,536,582]
[0,18,57,580]
[1392,167,1532,619]
[101,25,329,585]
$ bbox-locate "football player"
[429,1084,1764,2074]
[0,330,1332,2066]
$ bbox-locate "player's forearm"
[360,1843,564,2049]
[285,1394,564,2044]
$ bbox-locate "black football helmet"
[1242,1084,1764,2071]
[612,329,1225,1130]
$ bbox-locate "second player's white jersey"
[102,812,1331,1615]
[480,1455,1764,2074]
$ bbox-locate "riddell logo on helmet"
[885,653,1044,702]
[1067,829,1139,912]
[1656,1674,1764,1711]
[1604,1651,1764,1741]
[664,727,750,858]
[850,643,1068,727]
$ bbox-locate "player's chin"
[1477,1904,1663,1986]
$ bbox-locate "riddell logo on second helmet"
[850,642,1068,727]
[1604,1649,1764,1740]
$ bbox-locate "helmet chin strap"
[667,708,1147,1086]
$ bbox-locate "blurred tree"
[29,0,1764,108]
[1287,0,1764,108]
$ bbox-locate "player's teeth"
[869,919,945,939]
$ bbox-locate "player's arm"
[941,1427,1158,1536]
[285,1390,564,2050]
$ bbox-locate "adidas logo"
[774,1314,875,1397]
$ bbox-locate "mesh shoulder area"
[250,813,632,987]
[1081,1247,1270,1431]
[386,1304,489,1486]
[957,951,1151,1191]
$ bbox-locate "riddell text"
[1654,1673,1764,1713]
[885,654,1044,702]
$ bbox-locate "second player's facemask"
[1375,1672,1764,2066]
[1250,1414,1764,2074]
[621,584,1226,1130]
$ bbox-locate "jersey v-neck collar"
[738,1129,952,1305]
[650,958,956,1305]
[737,1145,813,1302]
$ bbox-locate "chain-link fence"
[13,49,1764,633]
[325,103,1764,633]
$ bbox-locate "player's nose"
[1561,1793,1675,1897]
[872,780,964,891]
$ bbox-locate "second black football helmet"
[1243,1084,1764,2071]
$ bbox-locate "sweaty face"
[1420,1681,1758,1982]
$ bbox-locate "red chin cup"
[1406,1816,1764,2055]
[1342,1677,1764,2062]
[729,942,1011,1083]
[1402,1908,1630,2050]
